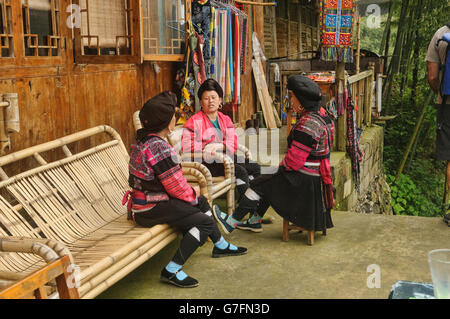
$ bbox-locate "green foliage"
[377,0,448,218]
[387,174,443,217]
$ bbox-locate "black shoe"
[444,212,450,226]
[212,244,247,258]
[160,268,199,288]
[236,220,263,233]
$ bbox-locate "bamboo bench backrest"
[0,125,130,249]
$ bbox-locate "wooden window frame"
[73,0,142,64]
[0,0,67,67]
[0,0,15,66]
[141,0,190,62]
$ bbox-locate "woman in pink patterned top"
[124,91,247,288]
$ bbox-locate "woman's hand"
[203,143,224,162]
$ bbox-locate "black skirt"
[250,167,334,232]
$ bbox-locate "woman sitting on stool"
[213,75,335,235]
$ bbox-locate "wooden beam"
[0,256,79,299]
[348,70,372,84]
[235,0,277,6]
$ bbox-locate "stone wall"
[331,125,392,214]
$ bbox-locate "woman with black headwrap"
[124,91,247,288]
[213,75,335,235]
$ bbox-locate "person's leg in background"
[444,161,450,225]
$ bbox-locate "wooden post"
[271,3,278,57]
[355,7,361,74]
[287,0,291,59]
[298,4,303,59]
[336,62,347,152]
[366,62,375,126]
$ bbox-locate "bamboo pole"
[395,93,433,181]
[355,7,361,74]
[235,0,277,6]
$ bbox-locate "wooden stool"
[282,219,327,245]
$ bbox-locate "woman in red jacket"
[182,79,261,203]
[125,91,247,288]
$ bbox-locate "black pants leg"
[233,170,278,221]
[234,156,261,200]
[134,195,222,266]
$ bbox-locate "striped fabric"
[283,109,334,177]
[129,134,198,208]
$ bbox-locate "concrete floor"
[98,209,449,299]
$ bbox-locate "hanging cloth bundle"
[319,0,355,63]
[194,0,248,105]
[345,81,363,190]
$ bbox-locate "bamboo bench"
[0,125,207,299]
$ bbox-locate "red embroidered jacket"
[128,134,197,213]
[282,108,335,184]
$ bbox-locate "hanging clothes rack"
[235,0,277,6]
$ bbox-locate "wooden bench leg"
[282,219,289,242]
[307,231,315,246]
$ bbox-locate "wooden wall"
[264,0,320,60]
[0,0,263,176]
[0,2,178,176]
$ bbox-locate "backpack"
[437,23,450,104]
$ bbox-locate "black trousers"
[134,195,222,266]
[204,155,261,197]
[436,104,450,161]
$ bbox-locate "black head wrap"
[137,91,177,141]
[287,75,323,111]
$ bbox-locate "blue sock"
[214,236,237,251]
[165,261,187,280]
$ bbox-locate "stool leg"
[307,231,315,246]
[282,219,289,242]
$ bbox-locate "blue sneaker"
[236,220,263,233]
[212,205,235,234]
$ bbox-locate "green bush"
[387,174,443,217]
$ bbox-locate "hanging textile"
[210,6,216,79]
[240,15,248,74]
[189,0,248,106]
[233,12,240,105]
[345,82,363,190]
[192,0,212,78]
[319,0,355,63]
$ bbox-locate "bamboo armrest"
[180,162,213,185]
[181,165,211,198]
[0,237,73,264]
[237,144,252,160]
